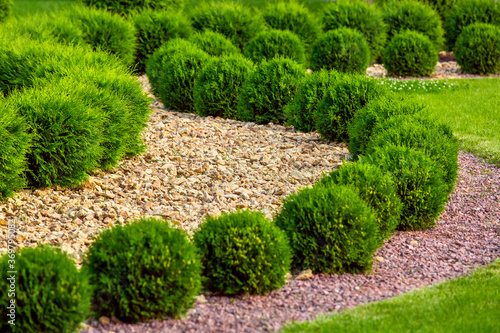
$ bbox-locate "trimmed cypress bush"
[383,31,438,77]
[194,54,255,119]
[444,0,500,50]
[454,23,500,74]
[364,145,448,231]
[317,162,403,247]
[190,30,240,57]
[244,29,306,64]
[0,102,30,200]
[262,0,321,45]
[83,217,202,322]
[81,0,185,15]
[322,0,388,61]
[348,94,426,160]
[193,210,291,295]
[237,57,305,125]
[131,9,192,74]
[375,0,458,18]
[310,27,370,74]
[275,184,378,274]
[284,69,340,133]
[314,74,384,143]
[0,0,12,22]
[383,0,445,51]
[0,245,91,333]
[190,1,266,50]
[366,114,460,195]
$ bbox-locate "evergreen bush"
[193,210,291,295]
[375,0,458,18]
[275,184,378,274]
[310,28,370,74]
[81,0,185,15]
[0,0,12,22]
[322,0,388,61]
[83,217,202,322]
[190,30,240,57]
[454,23,500,74]
[237,57,305,124]
[0,245,91,333]
[244,29,306,64]
[194,54,255,119]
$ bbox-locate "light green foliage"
[194,210,292,295]
[81,0,185,15]
[274,184,378,274]
[190,30,240,57]
[244,29,306,64]
[0,245,91,333]
[83,217,202,322]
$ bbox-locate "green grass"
[12,0,77,17]
[282,259,500,333]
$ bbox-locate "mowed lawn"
[282,259,500,332]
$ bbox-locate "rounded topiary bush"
[244,29,306,64]
[0,245,91,333]
[284,69,340,133]
[237,57,305,124]
[314,74,385,143]
[348,93,426,160]
[383,0,445,51]
[0,0,12,22]
[318,162,403,247]
[444,0,500,50]
[322,0,388,61]
[190,1,266,50]
[383,31,438,77]
[62,6,136,66]
[366,114,460,195]
[81,0,185,15]
[131,9,192,74]
[190,30,240,57]
[454,23,500,74]
[375,0,459,18]
[364,145,448,231]
[153,46,211,113]
[83,217,202,322]
[262,0,321,45]
[310,27,370,74]
[0,102,30,200]
[275,184,378,274]
[194,54,255,119]
[193,210,291,295]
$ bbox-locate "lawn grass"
[282,259,500,333]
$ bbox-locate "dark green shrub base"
[275,184,378,274]
[83,217,202,322]
[194,210,291,295]
[190,31,240,57]
[244,29,306,64]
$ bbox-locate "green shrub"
[383,0,445,51]
[284,69,340,133]
[275,184,378,274]
[317,162,403,247]
[262,0,321,45]
[63,6,136,66]
[375,0,458,18]
[310,28,370,74]
[348,94,426,160]
[363,145,448,231]
[0,245,91,333]
[132,9,192,74]
[190,1,266,50]
[81,0,185,15]
[444,0,500,50]
[244,29,306,64]
[152,46,211,112]
[194,54,255,119]
[193,210,291,295]
[0,0,12,22]
[0,102,30,199]
[366,114,460,195]
[383,31,438,77]
[454,23,500,74]
[190,30,240,57]
[322,0,388,61]
[237,57,305,124]
[83,217,202,322]
[314,74,384,143]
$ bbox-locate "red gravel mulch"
[83,151,500,333]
